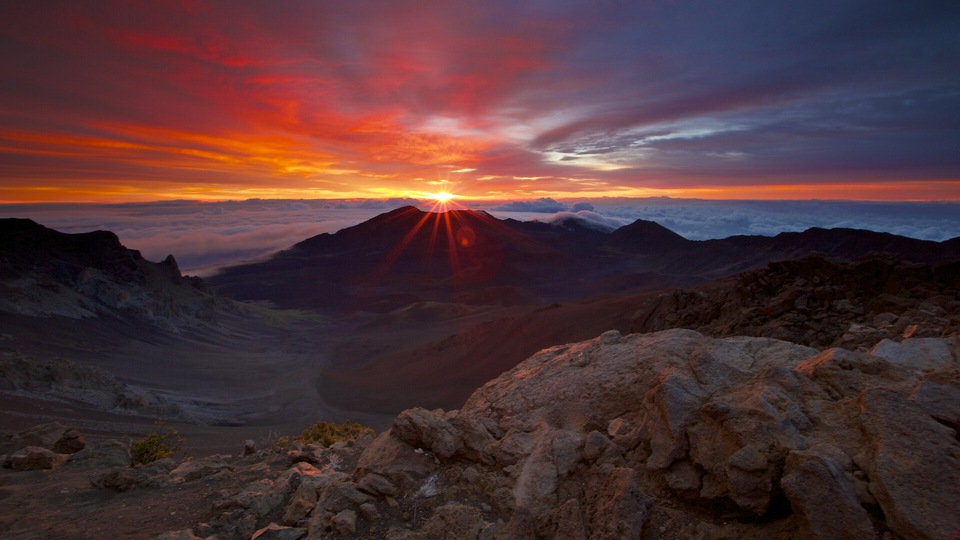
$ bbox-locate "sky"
[1,1,959,203]
[4,198,958,274]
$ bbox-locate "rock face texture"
[2,330,958,539]
[307,330,958,539]
[631,254,960,350]
[0,218,215,328]
[338,330,960,539]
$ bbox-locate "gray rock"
[331,509,357,535]
[869,337,958,371]
[859,388,960,540]
[910,380,960,426]
[392,407,464,459]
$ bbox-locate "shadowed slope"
[209,208,960,313]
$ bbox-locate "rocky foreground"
[2,329,959,539]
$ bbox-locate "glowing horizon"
[1,2,958,204]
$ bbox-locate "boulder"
[858,388,960,540]
[869,337,958,371]
[170,455,231,482]
[0,422,85,455]
[331,509,356,535]
[7,446,68,471]
[93,458,174,491]
[392,408,464,459]
[355,431,438,491]
[780,445,874,539]
[64,329,960,540]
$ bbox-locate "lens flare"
[428,191,456,203]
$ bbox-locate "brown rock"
[0,422,85,455]
[417,503,484,540]
[8,446,68,470]
[392,407,464,459]
[548,498,588,540]
[251,523,307,540]
[587,467,651,540]
[170,455,231,482]
[355,430,438,491]
[357,472,400,496]
[282,496,314,526]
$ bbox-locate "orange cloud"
[1,2,957,203]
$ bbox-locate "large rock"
[0,422,85,455]
[869,337,958,371]
[7,446,68,471]
[857,388,960,540]
[170,455,231,482]
[150,329,960,540]
[429,330,958,538]
[780,445,874,540]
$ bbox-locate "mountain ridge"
[0,218,215,326]
[209,206,960,312]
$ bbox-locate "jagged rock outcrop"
[631,254,960,350]
[133,329,958,538]
[0,218,216,328]
[302,329,958,539]
[4,330,958,539]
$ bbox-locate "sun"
[425,191,459,211]
[427,191,457,203]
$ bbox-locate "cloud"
[570,202,595,212]
[0,199,441,274]
[585,199,960,242]
[1,1,957,202]
[489,197,568,213]
[349,198,422,210]
[546,210,630,232]
[5,199,957,281]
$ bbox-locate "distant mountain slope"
[211,206,615,311]
[0,218,349,430]
[209,206,960,312]
[0,218,212,327]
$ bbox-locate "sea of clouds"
[2,197,958,276]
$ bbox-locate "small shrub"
[130,428,183,466]
[273,435,291,450]
[296,421,375,447]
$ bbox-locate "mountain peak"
[605,218,690,253]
